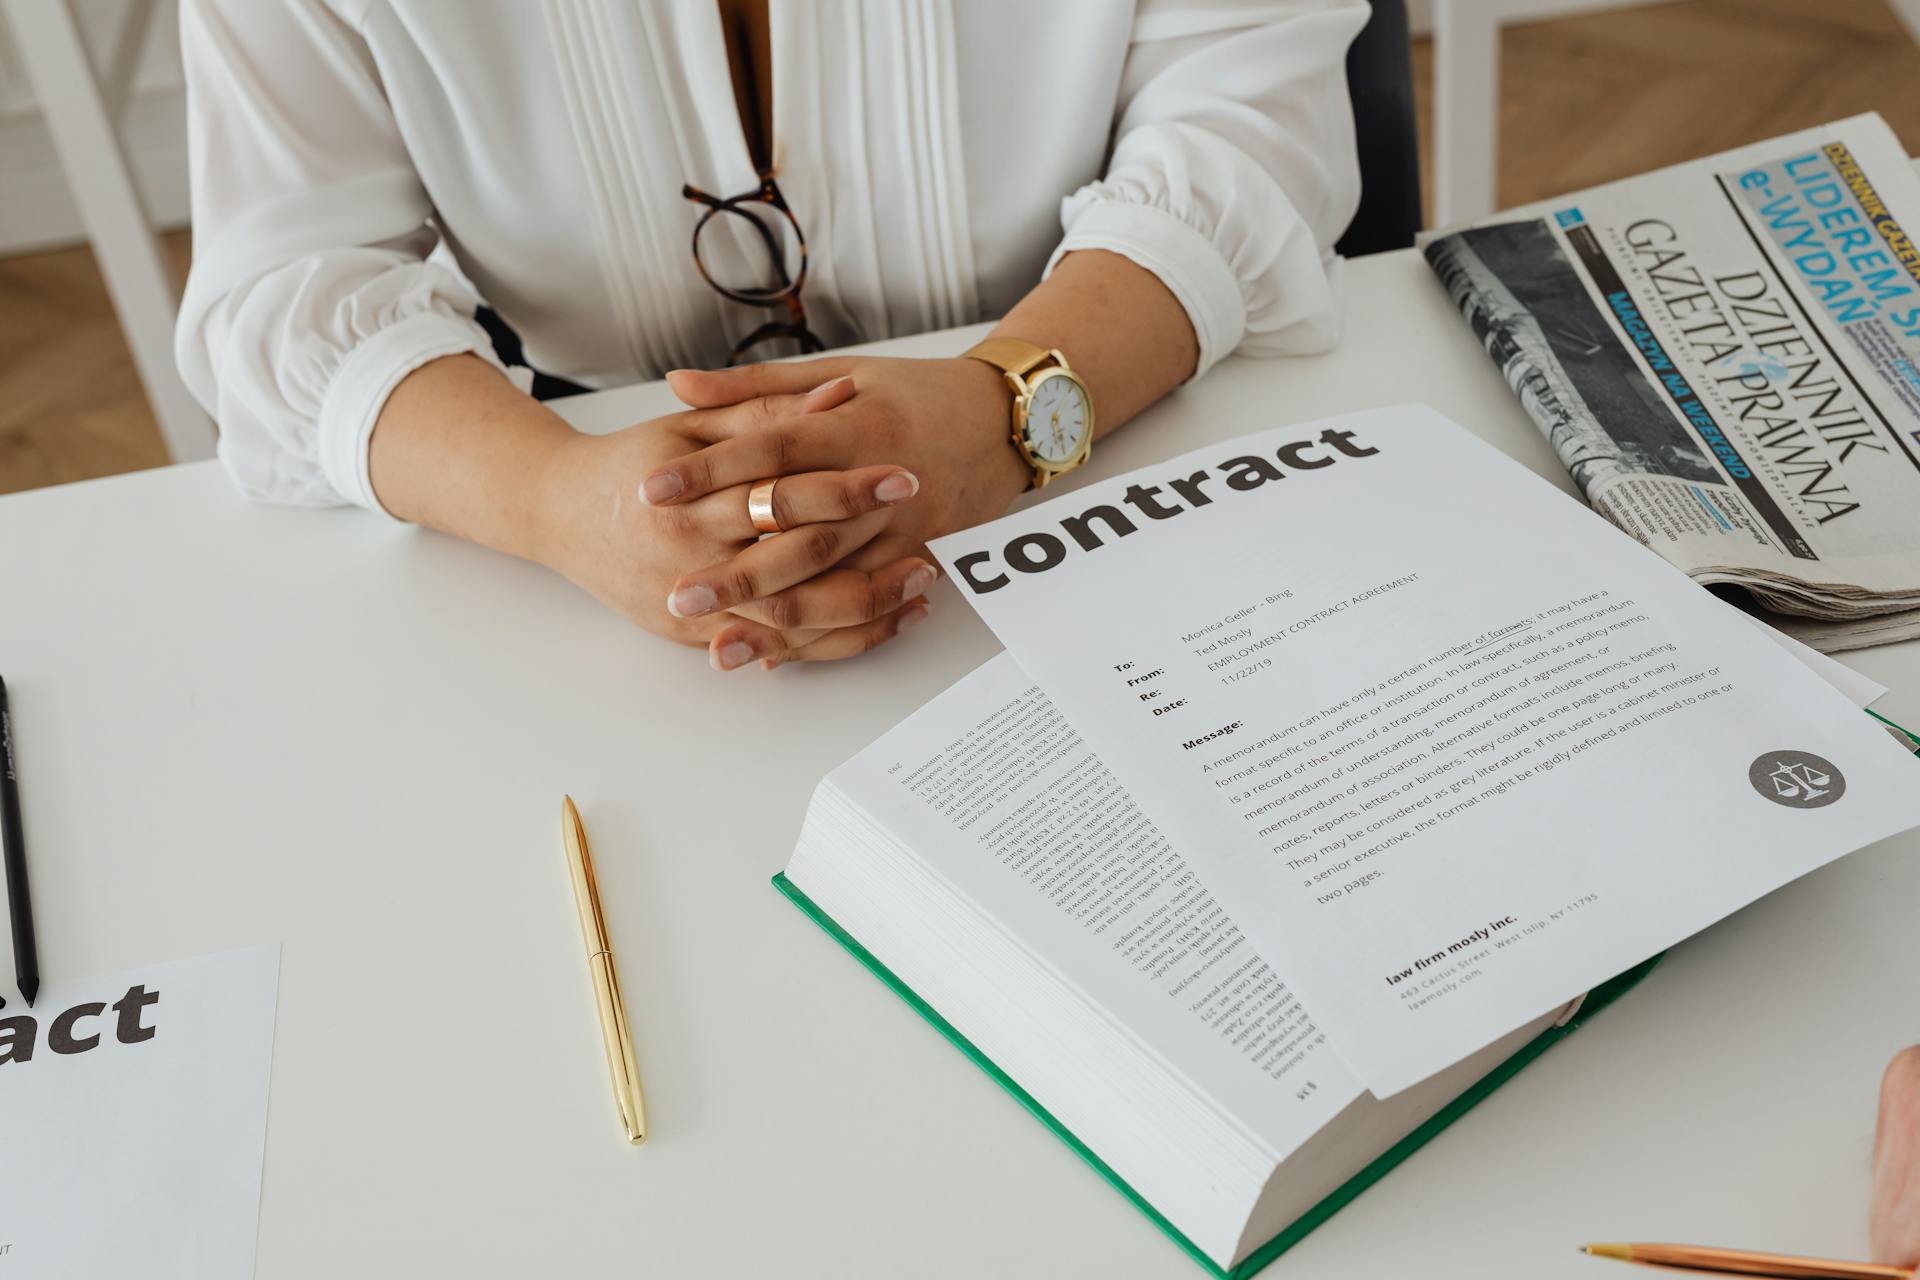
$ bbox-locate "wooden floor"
[4,0,1920,497]
[1411,0,1920,211]
[0,231,190,494]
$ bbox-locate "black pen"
[0,676,37,1007]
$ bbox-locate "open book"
[783,656,1614,1275]
[781,647,1902,1276]
[783,407,1920,1276]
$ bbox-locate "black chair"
[1336,0,1423,256]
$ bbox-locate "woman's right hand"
[528,377,937,668]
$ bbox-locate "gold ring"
[747,478,783,534]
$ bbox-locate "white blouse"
[175,0,1367,514]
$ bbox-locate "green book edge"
[772,870,1660,1279]
[1869,708,1920,753]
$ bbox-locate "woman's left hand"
[644,355,1033,664]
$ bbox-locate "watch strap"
[963,337,1054,379]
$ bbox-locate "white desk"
[2,247,1915,1278]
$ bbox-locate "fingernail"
[874,471,919,504]
[667,583,716,618]
[898,604,930,634]
[903,564,937,597]
[801,375,852,409]
[761,658,783,671]
[712,640,755,671]
[642,472,684,505]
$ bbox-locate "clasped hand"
[538,354,1028,670]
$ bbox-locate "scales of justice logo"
[1748,750,1846,809]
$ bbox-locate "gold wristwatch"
[962,337,1093,489]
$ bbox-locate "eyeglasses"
[682,174,825,366]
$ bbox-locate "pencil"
[1583,1242,1914,1279]
[0,675,37,1007]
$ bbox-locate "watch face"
[1022,371,1091,465]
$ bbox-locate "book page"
[1748,617,1885,709]
[833,653,1363,1159]
[930,404,1920,1095]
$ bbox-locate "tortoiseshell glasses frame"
[682,174,826,366]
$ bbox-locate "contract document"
[0,945,280,1278]
[930,404,1920,1095]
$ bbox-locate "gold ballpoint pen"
[561,796,648,1145]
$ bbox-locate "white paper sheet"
[0,944,280,1278]
[829,652,1365,1163]
[1748,617,1886,709]
[931,405,1920,1095]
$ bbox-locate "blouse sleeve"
[174,0,509,515]
[1049,0,1369,377]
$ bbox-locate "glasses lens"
[695,202,800,301]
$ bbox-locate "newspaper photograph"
[1423,113,1920,651]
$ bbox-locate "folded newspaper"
[1423,113,1920,652]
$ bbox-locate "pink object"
[1872,1047,1920,1266]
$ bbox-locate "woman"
[176,0,1367,669]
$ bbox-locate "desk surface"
[2,247,1915,1279]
